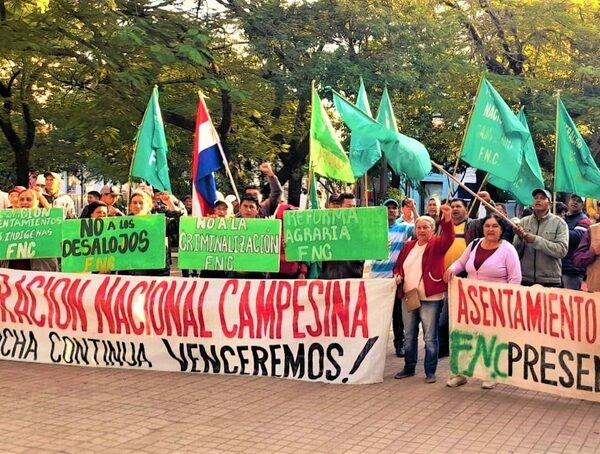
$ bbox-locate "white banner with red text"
[449,278,600,402]
[0,269,395,384]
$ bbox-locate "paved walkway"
[1,335,599,454]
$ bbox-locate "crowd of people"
[1,168,599,387]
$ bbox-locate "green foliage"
[3,0,600,203]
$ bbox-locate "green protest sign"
[61,214,166,272]
[0,208,63,259]
[178,216,281,272]
[283,207,388,261]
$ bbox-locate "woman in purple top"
[445,214,522,285]
[443,214,521,390]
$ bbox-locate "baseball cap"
[382,198,399,208]
[101,184,122,195]
[570,193,584,203]
[532,188,552,200]
[35,174,46,186]
[44,171,61,180]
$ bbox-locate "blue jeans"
[402,299,443,377]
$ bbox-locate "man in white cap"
[514,188,568,287]
[43,171,76,219]
[100,184,125,216]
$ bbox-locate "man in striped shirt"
[371,198,415,357]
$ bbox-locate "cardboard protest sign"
[449,278,600,402]
[0,208,63,259]
[178,216,281,272]
[61,215,166,272]
[0,269,396,384]
[283,207,388,261]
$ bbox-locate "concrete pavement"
[1,335,599,454]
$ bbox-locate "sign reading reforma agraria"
[61,215,166,272]
[448,278,600,402]
[283,207,389,262]
[0,269,395,384]
[178,217,281,272]
[0,208,63,259]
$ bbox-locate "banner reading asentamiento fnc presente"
[449,278,600,402]
[0,269,395,384]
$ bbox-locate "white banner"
[0,269,395,384]
[449,278,600,401]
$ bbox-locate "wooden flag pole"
[431,161,517,228]
[552,93,561,215]
[466,173,488,218]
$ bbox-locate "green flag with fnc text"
[130,86,172,192]
[349,78,382,178]
[461,78,530,181]
[488,108,544,205]
[309,86,355,183]
[555,99,600,197]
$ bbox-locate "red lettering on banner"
[456,280,469,324]
[275,281,292,339]
[14,275,34,324]
[513,292,525,330]
[151,281,169,335]
[331,282,350,337]
[292,281,307,339]
[585,299,597,344]
[478,285,491,326]
[0,273,16,323]
[489,286,505,327]
[127,281,147,335]
[324,282,332,336]
[26,276,47,327]
[95,277,119,333]
[239,282,255,338]
[468,285,481,324]
[351,281,368,338]
[306,281,323,337]
[255,281,276,338]
[115,281,131,334]
[167,281,187,336]
[526,291,542,334]
[548,292,559,338]
[219,280,238,338]
[559,294,574,341]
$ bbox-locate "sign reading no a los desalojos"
[61,215,166,272]
[178,216,281,272]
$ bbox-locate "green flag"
[376,85,399,133]
[332,90,431,181]
[309,86,355,183]
[349,78,382,178]
[461,78,530,181]
[488,108,544,205]
[555,99,600,197]
[130,86,172,192]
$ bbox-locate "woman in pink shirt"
[444,213,521,389]
[445,214,521,284]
